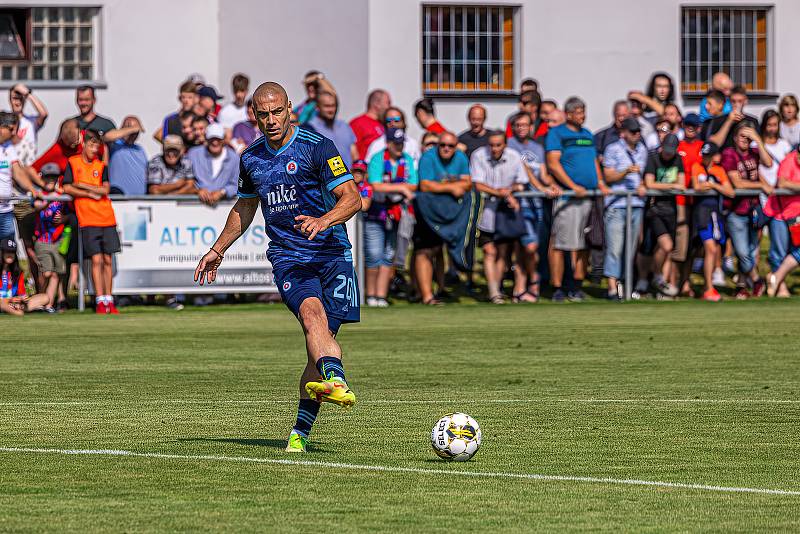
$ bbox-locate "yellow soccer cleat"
[285,432,308,453]
[305,380,356,409]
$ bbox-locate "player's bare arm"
[194,196,259,284]
[294,180,361,240]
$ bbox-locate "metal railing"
[3,188,798,304]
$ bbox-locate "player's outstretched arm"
[294,180,361,240]
[194,196,259,285]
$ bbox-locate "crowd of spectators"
[3,68,800,314]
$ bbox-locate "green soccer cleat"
[305,380,356,409]
[285,432,308,453]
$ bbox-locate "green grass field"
[2,301,800,532]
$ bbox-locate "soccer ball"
[430,412,482,461]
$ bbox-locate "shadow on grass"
[177,437,328,453]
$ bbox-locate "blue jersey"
[238,127,354,268]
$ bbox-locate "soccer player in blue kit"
[194,82,362,453]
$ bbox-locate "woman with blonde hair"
[778,94,800,146]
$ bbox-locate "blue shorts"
[273,258,360,334]
[521,202,542,247]
[695,205,727,245]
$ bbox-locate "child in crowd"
[691,142,735,301]
[351,159,373,212]
[33,163,67,312]
[61,129,121,314]
[0,238,49,315]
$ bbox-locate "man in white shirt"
[470,130,529,303]
[0,112,39,239]
[216,73,250,130]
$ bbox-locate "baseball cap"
[621,117,641,133]
[205,123,225,141]
[40,162,61,178]
[187,73,206,86]
[386,127,405,144]
[683,113,701,127]
[163,134,185,152]
[1,238,17,252]
[701,141,720,156]
[351,159,368,173]
[198,86,223,101]
[661,134,679,157]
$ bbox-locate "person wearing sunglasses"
[413,131,472,305]
[365,107,421,165]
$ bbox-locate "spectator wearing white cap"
[187,123,238,206]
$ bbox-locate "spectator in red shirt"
[413,98,446,134]
[675,112,704,295]
[350,89,391,159]
[534,99,556,143]
[32,118,82,180]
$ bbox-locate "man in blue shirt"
[413,131,471,304]
[545,96,610,302]
[194,82,361,455]
[306,91,357,168]
[106,116,148,195]
[187,123,239,205]
[601,117,648,300]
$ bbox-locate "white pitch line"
[0,447,798,497]
[2,398,800,407]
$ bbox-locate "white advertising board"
[110,200,359,294]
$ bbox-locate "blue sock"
[292,398,320,437]
[316,356,347,384]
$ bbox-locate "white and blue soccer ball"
[430,412,482,462]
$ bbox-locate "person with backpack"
[691,142,735,301]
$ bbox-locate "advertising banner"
[111,200,358,294]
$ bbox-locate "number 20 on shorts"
[332,275,358,307]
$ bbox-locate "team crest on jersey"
[283,281,292,291]
[93,170,99,177]
[327,156,347,177]
[285,160,298,175]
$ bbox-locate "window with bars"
[422,5,516,95]
[680,7,769,93]
[0,6,99,83]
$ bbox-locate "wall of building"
[218,0,369,126]
[367,0,800,141]
[2,0,219,158]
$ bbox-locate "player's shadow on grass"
[178,437,328,453]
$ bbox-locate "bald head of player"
[252,81,294,149]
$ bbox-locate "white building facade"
[1,0,798,158]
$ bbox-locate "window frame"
[0,8,31,62]
[421,3,520,98]
[679,4,775,98]
[0,5,106,89]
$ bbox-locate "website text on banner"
[113,199,360,295]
